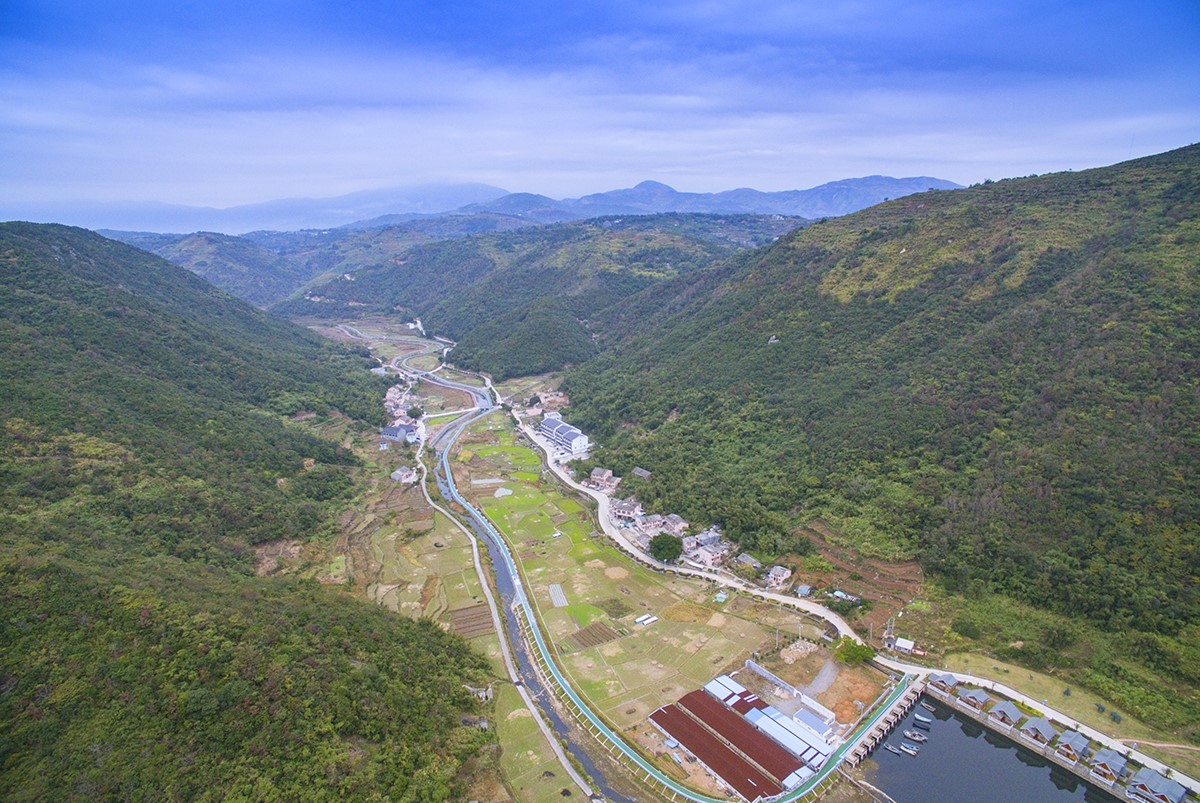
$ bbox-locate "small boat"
[883,744,903,755]
[912,720,931,731]
[903,730,928,742]
[920,701,937,713]
[900,742,921,756]
[913,713,933,724]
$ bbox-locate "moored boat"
[900,742,921,756]
[884,744,903,755]
[914,713,932,724]
[903,729,928,742]
[920,701,937,712]
[912,720,931,730]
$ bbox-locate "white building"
[538,413,591,455]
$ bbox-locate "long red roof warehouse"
[650,704,783,801]
[677,689,803,783]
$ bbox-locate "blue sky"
[1,0,1197,208]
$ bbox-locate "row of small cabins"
[537,412,591,456]
[926,673,1191,803]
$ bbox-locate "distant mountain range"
[350,175,962,229]
[8,175,960,234]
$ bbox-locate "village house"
[765,565,792,589]
[636,514,666,536]
[691,546,723,568]
[958,688,991,710]
[390,467,418,484]
[631,466,652,480]
[890,636,916,654]
[989,700,1023,727]
[735,553,763,571]
[610,498,643,523]
[829,589,860,604]
[663,513,688,536]
[927,672,960,694]
[1089,748,1129,785]
[585,467,621,491]
[795,584,813,598]
[1126,766,1187,803]
[381,423,420,444]
[1055,730,1091,764]
[681,536,700,554]
[1018,717,1058,746]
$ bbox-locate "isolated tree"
[407,405,423,419]
[833,636,876,664]
[649,533,683,563]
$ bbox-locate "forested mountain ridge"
[0,223,489,799]
[564,146,1200,648]
[275,213,807,378]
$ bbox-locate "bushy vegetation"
[565,146,1200,647]
[0,224,488,799]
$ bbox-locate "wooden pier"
[845,682,924,766]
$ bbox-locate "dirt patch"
[792,521,925,641]
[706,612,727,628]
[604,566,629,580]
[572,621,621,649]
[254,538,302,575]
[661,601,712,624]
[596,597,633,618]
[419,575,440,609]
[448,604,494,638]
[815,662,889,724]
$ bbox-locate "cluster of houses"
[379,382,424,449]
[605,497,796,589]
[926,673,1190,803]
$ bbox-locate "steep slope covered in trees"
[565,146,1200,644]
[275,213,805,378]
[0,224,489,799]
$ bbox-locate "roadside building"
[1126,766,1187,803]
[891,637,915,654]
[830,590,860,604]
[663,513,688,536]
[1089,748,1128,785]
[610,499,643,523]
[382,423,419,444]
[1056,731,1091,764]
[927,672,960,694]
[735,553,764,571]
[989,700,1022,727]
[958,688,991,710]
[691,546,723,568]
[1019,717,1059,746]
[538,413,591,455]
[765,566,793,589]
[795,584,813,598]
[586,467,621,491]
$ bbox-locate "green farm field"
[460,412,796,731]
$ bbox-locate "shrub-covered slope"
[0,223,488,800]
[565,146,1200,641]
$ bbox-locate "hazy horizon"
[2,0,1197,212]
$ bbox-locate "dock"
[845,682,924,766]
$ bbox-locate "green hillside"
[564,147,1200,724]
[276,213,805,378]
[0,224,488,799]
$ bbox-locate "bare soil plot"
[449,604,495,638]
[572,621,621,649]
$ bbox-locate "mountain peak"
[633,180,677,192]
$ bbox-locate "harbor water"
[867,697,1118,803]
